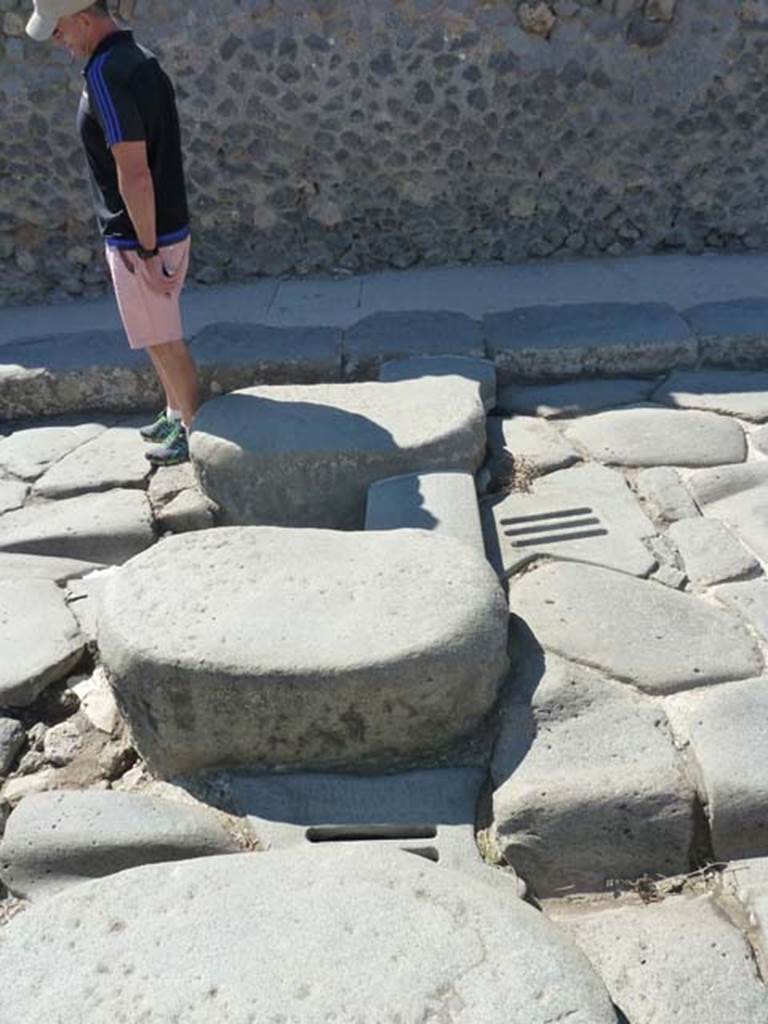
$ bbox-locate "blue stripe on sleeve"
[88,54,122,145]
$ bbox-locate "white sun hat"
[26,0,97,42]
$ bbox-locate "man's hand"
[138,252,182,295]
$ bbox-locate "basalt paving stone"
[635,466,700,524]
[687,462,768,563]
[668,517,760,587]
[508,562,763,694]
[491,651,694,897]
[653,370,768,423]
[666,677,768,861]
[379,355,497,412]
[0,579,84,708]
[564,407,747,468]
[98,527,509,777]
[497,377,656,418]
[0,490,154,565]
[551,895,768,1024]
[686,298,768,368]
[191,377,485,529]
[488,416,579,475]
[0,790,243,901]
[344,310,485,379]
[0,421,107,482]
[0,552,105,584]
[755,425,768,456]
[714,579,768,644]
[1,847,619,1024]
[0,480,27,514]
[0,717,25,777]
[723,858,768,978]
[32,423,151,499]
[485,303,697,380]
[484,463,656,579]
[190,322,343,392]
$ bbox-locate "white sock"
[166,407,182,421]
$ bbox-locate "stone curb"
[1,299,766,422]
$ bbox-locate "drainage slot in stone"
[504,517,601,538]
[306,825,438,843]
[509,528,609,547]
[500,507,594,526]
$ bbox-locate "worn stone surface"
[489,416,579,475]
[0,848,618,1023]
[508,562,763,694]
[0,580,84,709]
[553,895,768,1024]
[0,790,243,901]
[191,377,485,529]
[0,717,24,777]
[344,311,485,378]
[635,466,700,523]
[754,424,768,456]
[147,461,197,509]
[32,424,150,499]
[99,527,509,776]
[0,552,105,583]
[498,378,655,418]
[714,579,768,644]
[492,651,694,897]
[0,421,106,482]
[485,304,697,380]
[687,461,768,563]
[666,677,768,862]
[653,370,768,422]
[155,487,216,534]
[688,299,768,369]
[564,406,746,467]
[0,480,27,514]
[668,517,759,587]
[379,355,497,412]
[484,463,656,578]
[0,489,154,564]
[190,323,342,392]
[365,471,484,555]
[723,858,768,979]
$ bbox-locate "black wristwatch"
[136,244,159,261]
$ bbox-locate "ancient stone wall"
[1,0,767,305]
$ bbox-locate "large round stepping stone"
[191,377,485,528]
[99,527,509,776]
[2,847,619,1023]
[564,407,746,467]
[509,562,762,694]
[0,579,84,708]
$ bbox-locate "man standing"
[26,0,198,465]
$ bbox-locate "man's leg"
[148,338,198,430]
[146,345,179,412]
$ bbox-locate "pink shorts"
[105,237,191,350]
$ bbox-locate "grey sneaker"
[145,422,189,466]
[140,410,176,443]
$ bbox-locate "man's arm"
[112,140,157,252]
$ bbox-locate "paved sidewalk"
[1,249,768,346]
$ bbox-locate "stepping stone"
[508,562,763,694]
[666,677,768,861]
[485,463,656,578]
[0,847,619,1023]
[229,767,516,891]
[491,651,694,897]
[0,421,106,482]
[365,471,484,556]
[190,323,342,393]
[32,424,150,499]
[686,298,768,369]
[485,303,696,380]
[0,553,105,584]
[714,579,768,644]
[0,717,25,776]
[0,331,162,421]
[498,377,654,418]
[688,462,768,562]
[98,527,509,776]
[635,467,700,524]
[191,377,485,529]
[379,355,497,412]
[0,489,154,565]
[344,311,485,379]
[668,518,759,587]
[488,416,579,475]
[653,370,768,423]
[553,895,768,1024]
[0,790,243,901]
[0,580,84,708]
[564,407,746,467]
[0,481,27,515]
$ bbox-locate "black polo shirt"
[77,30,189,248]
